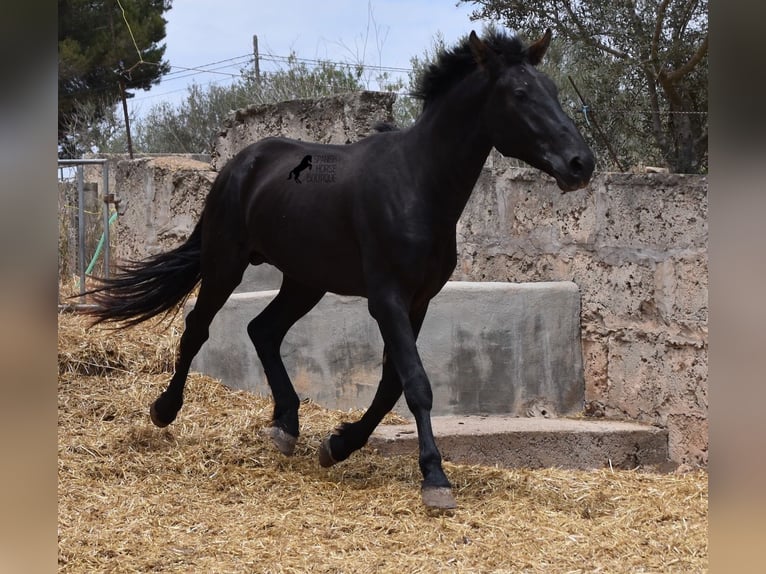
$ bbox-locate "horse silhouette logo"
[287,155,312,183]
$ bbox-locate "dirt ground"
[58,313,707,573]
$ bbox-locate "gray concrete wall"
[190,282,584,419]
[107,92,707,467]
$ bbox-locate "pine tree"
[58,0,172,157]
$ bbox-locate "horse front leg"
[318,302,429,466]
[365,291,455,510]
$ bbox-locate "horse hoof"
[318,435,338,468]
[261,426,297,456]
[149,401,173,428]
[421,486,457,510]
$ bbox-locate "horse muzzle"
[551,151,595,192]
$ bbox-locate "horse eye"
[514,89,528,101]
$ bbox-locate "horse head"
[469,29,595,191]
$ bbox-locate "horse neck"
[406,79,494,222]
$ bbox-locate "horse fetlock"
[272,408,300,439]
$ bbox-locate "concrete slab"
[190,281,584,418]
[369,415,671,471]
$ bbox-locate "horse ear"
[469,30,500,79]
[527,28,552,66]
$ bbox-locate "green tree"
[460,0,708,173]
[58,0,171,157]
[240,54,365,105]
[135,83,243,154]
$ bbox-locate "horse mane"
[412,28,526,107]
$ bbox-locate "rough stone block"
[597,173,707,252]
[113,156,214,262]
[212,91,396,170]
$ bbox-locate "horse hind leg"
[247,277,324,455]
[150,250,248,427]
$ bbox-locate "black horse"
[85,28,594,509]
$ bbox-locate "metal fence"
[57,158,119,306]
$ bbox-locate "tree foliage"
[58,0,172,157]
[135,83,244,155]
[460,0,708,173]
[240,55,366,105]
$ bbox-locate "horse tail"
[84,218,204,328]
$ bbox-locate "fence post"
[77,165,86,295]
[102,161,111,279]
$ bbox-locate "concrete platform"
[190,281,584,418]
[369,415,671,471]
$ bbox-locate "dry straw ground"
[58,312,707,573]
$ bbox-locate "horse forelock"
[413,28,525,106]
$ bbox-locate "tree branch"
[645,70,672,165]
[664,34,708,82]
[651,0,672,65]
[560,0,634,61]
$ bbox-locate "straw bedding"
[58,312,707,573]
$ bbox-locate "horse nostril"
[570,156,584,175]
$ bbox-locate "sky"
[127,0,491,116]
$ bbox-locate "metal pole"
[102,161,111,279]
[119,79,135,159]
[568,75,626,172]
[77,165,86,295]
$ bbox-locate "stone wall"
[454,158,708,468]
[108,92,707,467]
[112,156,215,262]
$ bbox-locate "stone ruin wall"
[106,91,708,468]
[211,91,397,171]
[455,161,708,469]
